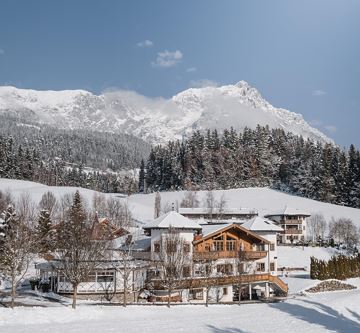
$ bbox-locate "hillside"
[0,81,332,145]
[0,114,151,171]
[2,178,360,226]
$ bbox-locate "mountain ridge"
[0,82,333,145]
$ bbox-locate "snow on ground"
[277,246,341,270]
[1,288,360,333]
[2,178,360,226]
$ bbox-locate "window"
[154,243,160,253]
[256,263,265,272]
[97,271,114,283]
[223,287,228,295]
[226,241,236,251]
[270,262,275,271]
[217,264,233,275]
[254,244,265,251]
[214,241,224,251]
[303,226,306,230]
[270,243,275,251]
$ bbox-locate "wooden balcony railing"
[148,273,288,294]
[281,218,303,224]
[192,250,267,261]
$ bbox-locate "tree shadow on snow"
[206,325,249,333]
[270,299,360,333]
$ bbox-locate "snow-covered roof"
[264,207,311,217]
[241,217,283,232]
[120,237,151,252]
[200,223,231,237]
[179,207,258,215]
[143,211,202,230]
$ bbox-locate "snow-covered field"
[2,178,360,226]
[1,287,360,333]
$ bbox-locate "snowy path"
[1,290,360,333]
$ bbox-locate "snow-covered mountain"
[0,81,332,144]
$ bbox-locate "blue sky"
[0,0,359,147]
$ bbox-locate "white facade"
[264,210,310,244]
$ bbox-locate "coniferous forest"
[0,115,152,194]
[143,125,360,209]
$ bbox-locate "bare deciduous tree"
[180,191,200,208]
[307,213,327,242]
[154,192,161,218]
[204,190,216,222]
[193,255,217,307]
[157,227,190,307]
[39,191,58,218]
[106,197,132,229]
[108,235,141,307]
[329,217,359,250]
[216,194,227,220]
[0,194,36,308]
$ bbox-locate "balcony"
[193,250,267,261]
[283,229,302,235]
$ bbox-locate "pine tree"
[35,209,53,253]
[138,159,145,192]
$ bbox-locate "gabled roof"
[143,211,202,230]
[179,207,258,215]
[241,217,283,232]
[264,206,311,217]
[91,217,129,240]
[194,223,270,245]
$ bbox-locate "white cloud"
[189,79,218,88]
[137,40,154,48]
[309,119,322,127]
[186,67,197,73]
[0,49,5,55]
[312,89,327,96]
[324,125,337,133]
[151,50,183,68]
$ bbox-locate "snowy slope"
[277,246,341,270]
[0,81,332,144]
[2,178,360,227]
